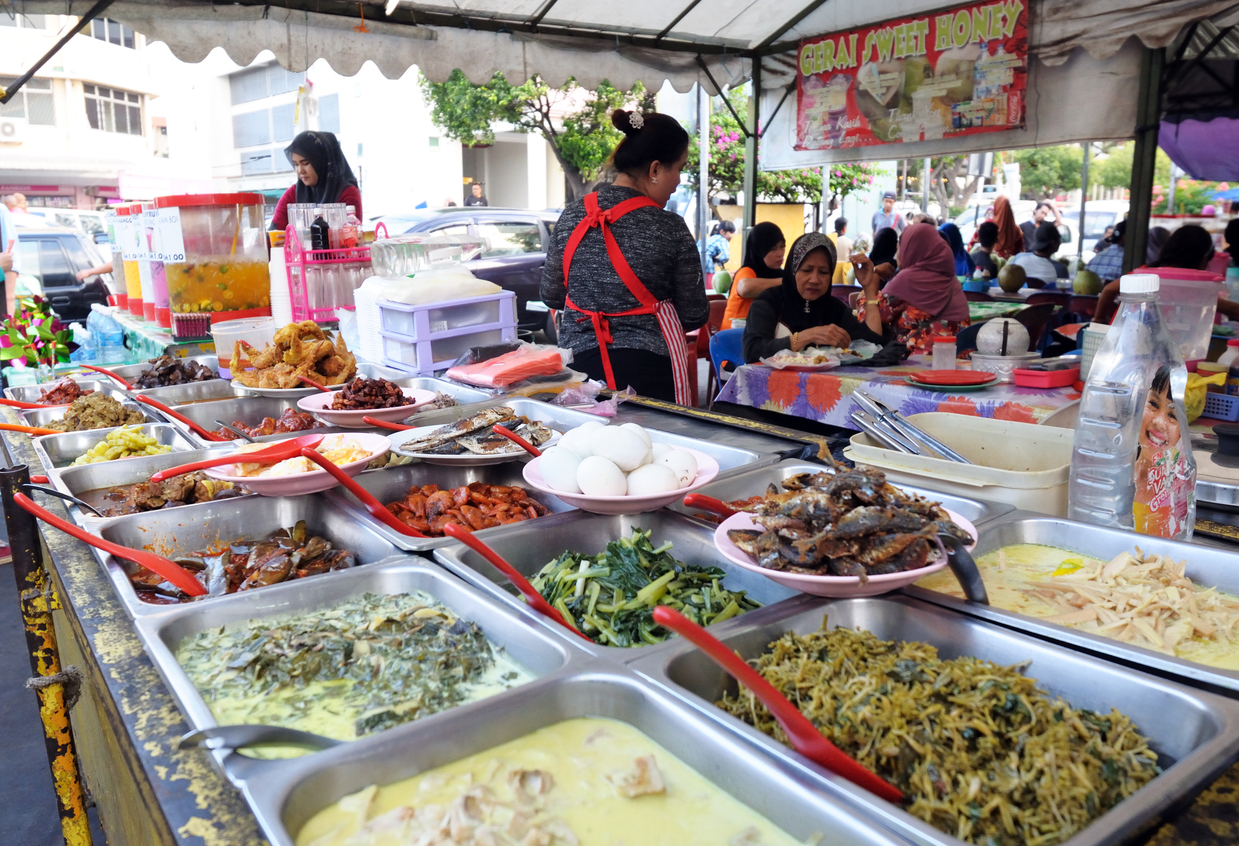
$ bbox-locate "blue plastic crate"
[1203,392,1239,421]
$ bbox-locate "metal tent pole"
[1126,47,1165,274]
[697,84,710,279]
[742,60,761,232]
[1077,142,1091,259]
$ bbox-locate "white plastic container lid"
[1119,272,1160,294]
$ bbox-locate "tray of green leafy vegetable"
[433,510,800,659]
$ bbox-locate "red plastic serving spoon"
[362,415,411,431]
[682,493,737,519]
[298,448,427,538]
[298,375,332,393]
[81,364,134,390]
[442,523,593,643]
[135,394,229,442]
[149,434,326,482]
[0,422,62,436]
[493,424,541,457]
[0,398,61,409]
[651,606,904,804]
[15,492,206,597]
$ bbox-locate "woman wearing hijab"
[721,222,785,330]
[1146,226,1171,264]
[938,222,975,277]
[989,195,1025,259]
[868,227,899,284]
[852,223,970,354]
[270,131,362,231]
[742,233,884,363]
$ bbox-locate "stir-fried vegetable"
[531,529,761,647]
[718,621,1159,846]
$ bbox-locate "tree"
[925,155,984,216]
[1011,145,1084,198]
[686,88,882,210]
[419,71,653,201]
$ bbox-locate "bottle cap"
[1230,339,1239,347]
[1119,273,1159,294]
[933,336,957,343]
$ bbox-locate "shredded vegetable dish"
[531,529,761,647]
[717,621,1159,846]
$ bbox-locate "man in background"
[3,193,29,217]
[1020,200,1062,251]
[828,217,852,285]
[1086,219,1126,282]
[871,191,905,237]
[464,183,488,207]
[970,221,1000,279]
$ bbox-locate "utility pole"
[921,158,930,213]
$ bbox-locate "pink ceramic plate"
[203,432,390,496]
[523,447,720,514]
[712,509,977,598]
[298,388,438,428]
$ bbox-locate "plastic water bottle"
[1218,338,1239,370]
[1068,273,1196,540]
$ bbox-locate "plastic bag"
[445,342,573,388]
[1185,370,1226,422]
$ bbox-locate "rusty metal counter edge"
[0,411,268,846]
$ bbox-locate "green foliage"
[0,296,71,367]
[686,88,882,206]
[1012,145,1084,197]
[1092,142,1226,213]
[418,71,650,198]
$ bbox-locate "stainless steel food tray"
[906,511,1239,697]
[630,594,1239,846]
[237,668,914,846]
[434,509,799,660]
[323,460,576,552]
[135,379,242,405]
[87,493,402,619]
[107,354,220,383]
[19,398,157,433]
[50,445,250,524]
[386,374,494,405]
[165,396,353,447]
[134,555,583,782]
[389,397,609,451]
[666,461,1013,529]
[5,379,122,403]
[33,423,198,473]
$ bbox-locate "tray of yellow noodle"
[906,511,1239,696]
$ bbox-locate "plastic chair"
[1013,303,1059,352]
[955,322,986,354]
[1024,291,1070,308]
[831,284,862,303]
[709,329,745,407]
[692,299,729,403]
[1067,295,1098,322]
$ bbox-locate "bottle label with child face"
[1133,366,1195,538]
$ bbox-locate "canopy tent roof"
[6,0,1238,92]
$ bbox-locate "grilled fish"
[398,406,518,453]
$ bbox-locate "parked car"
[1060,200,1130,253]
[10,221,112,322]
[26,207,109,245]
[371,207,560,337]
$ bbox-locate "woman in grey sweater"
[540,110,708,403]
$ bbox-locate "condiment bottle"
[340,206,361,249]
[931,336,957,370]
[1219,338,1239,370]
[310,215,331,252]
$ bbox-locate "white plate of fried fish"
[387,406,561,466]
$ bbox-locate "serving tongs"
[14,491,207,596]
[148,434,326,482]
[651,606,904,803]
[21,484,105,518]
[852,390,970,464]
[297,448,428,538]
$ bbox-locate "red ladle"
[682,493,738,519]
[297,448,427,538]
[136,394,229,442]
[0,398,61,409]
[493,424,541,457]
[651,606,904,804]
[0,422,62,436]
[442,523,593,643]
[81,364,134,390]
[298,375,331,393]
[149,434,326,482]
[15,492,206,597]
[362,415,411,431]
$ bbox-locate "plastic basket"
[284,226,372,323]
[1203,392,1239,421]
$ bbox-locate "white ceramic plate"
[202,432,390,496]
[712,509,977,598]
[297,388,438,428]
[387,423,562,466]
[230,377,355,398]
[522,447,720,514]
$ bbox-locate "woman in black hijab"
[868,226,899,284]
[742,233,885,363]
[270,131,362,231]
[721,221,785,329]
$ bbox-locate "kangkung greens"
[717,621,1159,846]
[531,529,761,647]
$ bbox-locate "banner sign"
[794,0,1028,151]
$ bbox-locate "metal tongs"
[851,390,971,464]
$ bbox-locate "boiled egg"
[538,446,583,493]
[577,456,627,496]
[625,463,680,496]
[591,428,649,472]
[657,449,698,487]
[619,423,652,448]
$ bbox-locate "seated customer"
[742,233,884,363]
[721,222,785,330]
[969,221,1000,279]
[1095,224,1232,323]
[939,222,975,278]
[852,223,971,354]
[868,227,899,285]
[1006,222,1067,288]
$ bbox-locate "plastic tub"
[117,204,143,316]
[155,193,272,325]
[1154,272,1222,362]
[210,316,275,378]
[844,412,1074,517]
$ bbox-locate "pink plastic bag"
[445,344,572,388]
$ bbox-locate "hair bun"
[611,109,641,136]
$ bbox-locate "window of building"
[319,93,340,134]
[240,150,274,176]
[87,18,136,48]
[84,84,142,135]
[232,109,271,149]
[229,63,305,106]
[0,77,55,125]
[154,125,170,158]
